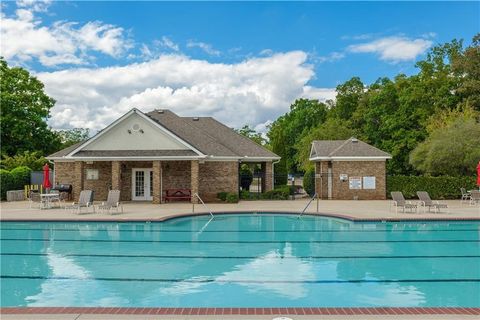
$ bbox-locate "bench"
[163,189,191,202]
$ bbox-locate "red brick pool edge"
[1,307,479,315]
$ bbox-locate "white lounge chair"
[391,191,417,213]
[470,190,480,206]
[65,190,94,214]
[460,188,471,203]
[96,190,123,214]
[417,191,448,213]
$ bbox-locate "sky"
[1,1,479,134]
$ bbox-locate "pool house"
[47,108,280,203]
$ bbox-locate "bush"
[225,193,239,203]
[10,166,32,189]
[0,169,12,200]
[387,175,477,199]
[217,192,228,201]
[303,167,315,196]
[274,161,288,186]
[0,151,47,171]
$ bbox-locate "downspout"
[272,159,280,189]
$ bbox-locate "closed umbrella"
[43,163,52,192]
[477,161,480,189]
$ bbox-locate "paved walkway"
[1,199,479,221]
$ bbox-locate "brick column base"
[73,161,84,201]
[191,160,199,203]
[152,160,162,204]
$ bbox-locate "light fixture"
[140,129,144,133]
[127,129,132,134]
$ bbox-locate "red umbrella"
[43,163,52,191]
[477,161,480,187]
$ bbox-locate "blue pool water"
[1,214,479,307]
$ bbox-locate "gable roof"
[310,137,391,161]
[48,108,279,161]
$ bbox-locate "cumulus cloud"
[348,36,432,62]
[37,52,335,131]
[0,3,131,66]
[186,40,221,56]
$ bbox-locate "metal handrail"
[298,193,318,218]
[193,193,214,218]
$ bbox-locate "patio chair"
[460,188,471,203]
[391,191,417,213]
[96,190,123,214]
[65,190,94,214]
[28,191,46,209]
[470,190,480,206]
[417,191,448,213]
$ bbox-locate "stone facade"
[152,161,162,204]
[314,160,387,200]
[191,160,199,203]
[54,161,76,198]
[83,161,112,201]
[199,161,238,202]
[263,161,273,192]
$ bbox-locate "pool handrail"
[193,192,214,218]
[298,193,318,218]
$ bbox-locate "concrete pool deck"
[1,199,479,222]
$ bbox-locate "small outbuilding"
[309,137,392,200]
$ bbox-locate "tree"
[236,125,266,146]
[0,151,47,171]
[267,99,328,173]
[330,77,364,120]
[57,128,90,148]
[0,58,61,156]
[410,112,480,176]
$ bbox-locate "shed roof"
[310,137,391,160]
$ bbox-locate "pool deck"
[1,199,479,222]
[1,199,479,319]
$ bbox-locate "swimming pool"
[1,214,479,307]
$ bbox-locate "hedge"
[303,167,315,197]
[0,166,32,200]
[240,185,293,200]
[387,175,477,200]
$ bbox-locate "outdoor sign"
[349,177,362,189]
[339,174,348,181]
[363,176,376,189]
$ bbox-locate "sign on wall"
[363,176,376,189]
[339,174,348,181]
[86,169,99,180]
[349,177,362,189]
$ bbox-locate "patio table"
[40,193,61,209]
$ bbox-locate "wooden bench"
[163,189,191,202]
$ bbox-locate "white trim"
[309,143,317,159]
[65,108,205,158]
[132,168,153,201]
[309,156,391,161]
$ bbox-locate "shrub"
[0,169,12,200]
[225,193,239,203]
[303,167,315,196]
[387,175,477,200]
[10,166,32,189]
[217,192,228,201]
[0,151,47,171]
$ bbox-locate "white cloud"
[155,36,180,52]
[348,36,432,62]
[37,51,335,132]
[16,0,51,12]
[186,40,221,56]
[311,51,345,63]
[0,4,131,66]
[301,86,337,102]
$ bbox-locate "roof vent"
[157,110,164,114]
[351,138,358,143]
[192,117,199,121]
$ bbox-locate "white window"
[86,169,99,180]
[363,176,376,189]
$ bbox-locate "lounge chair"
[391,191,417,213]
[96,190,123,214]
[470,190,480,206]
[417,191,448,213]
[65,190,94,214]
[460,188,471,203]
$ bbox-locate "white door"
[132,169,153,201]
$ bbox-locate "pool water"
[1,214,479,307]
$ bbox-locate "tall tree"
[235,125,266,146]
[57,128,90,148]
[0,58,61,156]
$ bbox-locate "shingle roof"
[310,138,391,159]
[48,109,279,160]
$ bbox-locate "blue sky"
[1,1,479,131]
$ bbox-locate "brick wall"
[331,161,387,200]
[83,161,112,201]
[199,161,238,202]
[120,161,152,201]
[162,161,191,191]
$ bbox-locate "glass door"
[132,169,153,201]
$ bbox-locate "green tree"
[0,58,61,156]
[330,77,364,120]
[236,125,266,146]
[267,99,328,173]
[0,151,47,171]
[57,128,90,148]
[410,112,480,176]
